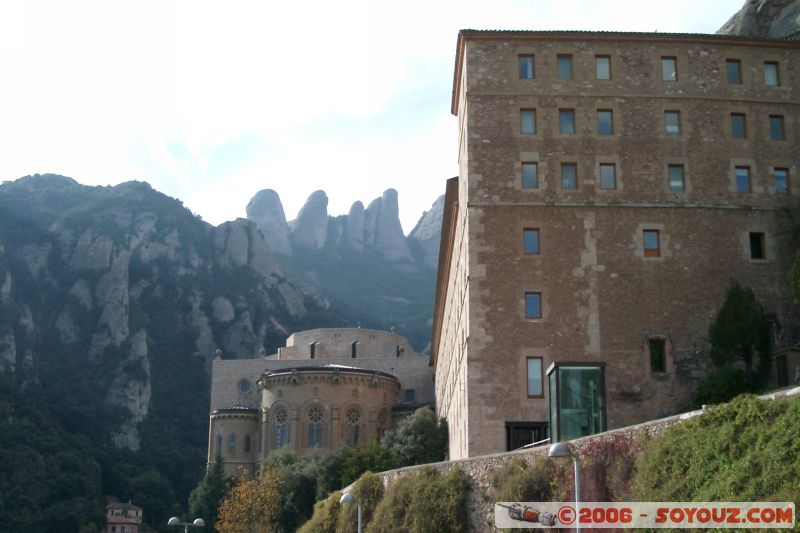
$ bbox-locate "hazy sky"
[0,0,745,232]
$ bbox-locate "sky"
[0,0,745,233]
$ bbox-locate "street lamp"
[167,516,206,533]
[548,442,580,532]
[339,492,362,533]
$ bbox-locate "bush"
[337,473,384,533]
[381,407,448,466]
[297,490,342,533]
[691,363,749,408]
[341,440,398,487]
[492,457,555,502]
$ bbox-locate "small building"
[106,501,142,533]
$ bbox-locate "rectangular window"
[764,61,779,86]
[661,57,677,81]
[736,166,751,192]
[649,339,666,372]
[668,164,685,192]
[643,230,660,257]
[749,232,766,260]
[599,163,616,190]
[506,422,548,451]
[561,163,577,190]
[597,109,614,135]
[519,55,535,79]
[774,168,789,194]
[524,228,540,254]
[522,162,538,189]
[726,59,742,84]
[557,54,573,79]
[665,110,681,136]
[559,109,575,134]
[404,389,416,403]
[595,55,611,79]
[769,115,785,141]
[525,292,542,319]
[520,109,536,134]
[731,113,747,139]
[527,357,543,397]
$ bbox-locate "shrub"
[691,363,749,408]
[341,439,398,487]
[381,407,448,466]
[297,490,342,533]
[337,473,384,533]
[492,457,555,502]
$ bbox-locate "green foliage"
[492,457,555,503]
[217,467,285,533]
[341,439,398,487]
[367,467,470,533]
[790,249,800,302]
[633,395,800,508]
[337,473,384,533]
[263,448,319,533]
[188,456,230,532]
[691,363,749,408]
[381,407,448,467]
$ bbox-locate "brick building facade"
[432,31,800,459]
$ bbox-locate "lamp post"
[548,442,580,532]
[167,516,206,533]
[339,492,362,533]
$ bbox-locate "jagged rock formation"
[409,194,445,271]
[245,189,292,255]
[290,190,329,250]
[718,0,800,38]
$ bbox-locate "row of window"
[269,404,387,449]
[308,341,405,359]
[519,108,788,141]
[519,54,783,86]
[520,160,790,194]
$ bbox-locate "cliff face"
[718,0,800,38]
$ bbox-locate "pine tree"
[188,455,229,531]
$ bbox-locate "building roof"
[107,501,142,511]
[211,404,259,415]
[260,364,399,381]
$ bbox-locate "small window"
[764,61,779,86]
[307,406,324,448]
[769,115,785,141]
[524,228,540,255]
[519,55,535,79]
[649,339,666,372]
[229,433,237,453]
[749,232,766,260]
[238,379,251,394]
[643,230,660,257]
[595,55,611,80]
[774,168,789,194]
[520,109,536,134]
[404,389,416,403]
[665,111,681,136]
[561,163,577,190]
[599,163,616,190]
[559,109,575,135]
[735,166,751,193]
[216,434,222,454]
[731,113,747,139]
[597,110,614,135]
[668,164,685,192]
[309,342,316,359]
[527,357,543,397]
[557,54,573,79]
[244,434,252,453]
[525,292,542,319]
[726,59,742,84]
[351,341,358,358]
[522,162,538,189]
[661,57,677,81]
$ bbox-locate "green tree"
[707,282,772,390]
[341,439,398,487]
[188,455,229,531]
[381,407,448,466]
[217,467,285,533]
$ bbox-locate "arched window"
[228,433,237,453]
[273,406,289,448]
[376,409,389,440]
[215,434,222,455]
[345,406,362,446]
[307,406,324,448]
[244,434,252,453]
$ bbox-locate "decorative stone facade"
[432,31,800,459]
[208,328,433,472]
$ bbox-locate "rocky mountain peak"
[718,0,800,38]
[364,188,412,262]
[409,194,445,270]
[246,189,292,255]
[290,190,329,250]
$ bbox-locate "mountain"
[718,0,800,38]
[246,188,444,351]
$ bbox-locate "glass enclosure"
[547,363,606,442]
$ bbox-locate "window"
[527,357,543,397]
[244,434,251,453]
[559,109,575,134]
[309,342,317,359]
[764,61,779,86]
[731,113,747,139]
[376,410,389,439]
[557,54,573,79]
[735,166,751,193]
[522,162,538,189]
[307,406,324,448]
[525,292,542,319]
[661,57,677,81]
[520,109,536,134]
[668,164,685,192]
[345,406,361,446]
[228,433,237,453]
[595,55,611,79]
[649,339,666,372]
[726,59,742,84]
[665,111,681,136]
[599,163,616,190]
[524,228,540,254]
[769,115,785,141]
[597,109,614,135]
[274,406,289,448]
[643,230,660,257]
[774,168,789,194]
[216,434,222,454]
[776,353,789,387]
[749,232,766,260]
[506,422,548,451]
[519,55,535,79]
[351,341,358,358]
[561,163,577,190]
[404,389,416,403]
[238,379,251,393]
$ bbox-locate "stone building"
[432,30,800,460]
[106,501,142,533]
[208,328,433,472]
